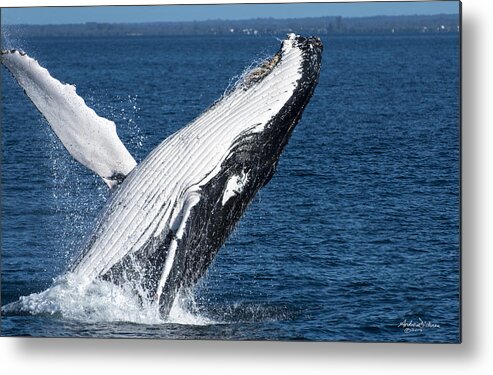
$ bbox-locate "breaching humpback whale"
[1,34,323,317]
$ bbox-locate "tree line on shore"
[4,14,459,37]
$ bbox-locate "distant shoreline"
[3,14,459,37]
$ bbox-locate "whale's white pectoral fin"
[155,191,201,302]
[1,49,137,188]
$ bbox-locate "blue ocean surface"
[1,33,460,342]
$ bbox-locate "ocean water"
[1,33,460,342]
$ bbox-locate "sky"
[1,1,460,25]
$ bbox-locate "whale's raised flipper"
[1,50,137,188]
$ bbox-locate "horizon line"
[3,12,459,26]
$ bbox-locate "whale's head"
[231,34,323,183]
[206,34,323,209]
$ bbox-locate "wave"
[1,273,214,326]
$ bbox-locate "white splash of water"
[2,272,213,326]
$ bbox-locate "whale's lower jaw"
[72,35,323,317]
